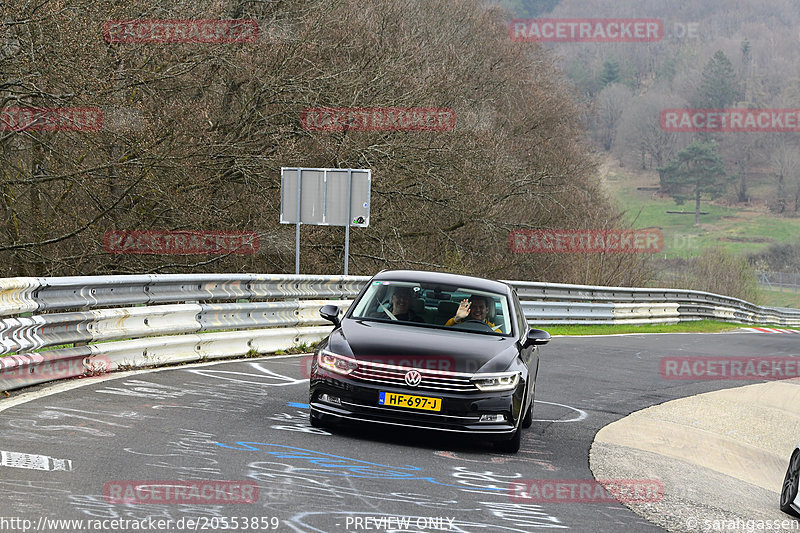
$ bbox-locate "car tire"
[494,426,522,453]
[522,398,533,429]
[310,412,330,429]
[781,449,800,517]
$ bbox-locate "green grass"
[543,320,800,336]
[1,343,77,357]
[274,342,317,355]
[758,289,800,309]
[604,167,800,259]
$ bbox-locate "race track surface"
[0,332,797,533]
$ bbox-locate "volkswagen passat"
[308,270,550,453]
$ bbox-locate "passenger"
[385,286,425,322]
[446,295,499,330]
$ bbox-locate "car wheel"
[310,412,329,429]
[521,400,533,429]
[494,426,522,453]
[781,449,800,517]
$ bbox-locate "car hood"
[327,318,518,374]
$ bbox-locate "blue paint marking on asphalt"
[288,402,310,409]
[213,441,502,490]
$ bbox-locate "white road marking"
[0,450,73,472]
[0,354,307,413]
[532,400,588,423]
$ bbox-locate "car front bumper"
[309,374,522,437]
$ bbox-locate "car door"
[512,289,538,402]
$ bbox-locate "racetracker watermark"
[509,229,663,253]
[103,19,259,44]
[508,18,663,42]
[661,108,800,133]
[0,516,281,532]
[509,479,663,503]
[0,356,112,387]
[103,107,146,132]
[0,107,102,132]
[103,480,258,504]
[301,354,458,378]
[300,107,456,132]
[667,22,700,40]
[671,234,700,251]
[103,230,259,255]
[660,357,800,380]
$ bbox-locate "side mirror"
[320,305,341,327]
[524,328,550,347]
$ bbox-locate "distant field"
[758,288,800,309]
[602,164,800,260]
[601,161,800,308]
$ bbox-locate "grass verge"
[603,166,800,259]
[758,288,800,309]
[543,320,800,336]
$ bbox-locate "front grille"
[350,360,478,392]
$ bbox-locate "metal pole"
[295,168,302,275]
[344,169,352,275]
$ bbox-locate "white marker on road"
[0,450,73,471]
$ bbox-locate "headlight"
[317,350,358,376]
[471,372,520,391]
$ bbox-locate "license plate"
[379,392,442,411]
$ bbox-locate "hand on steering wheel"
[459,318,494,331]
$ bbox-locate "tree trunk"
[737,164,748,203]
[695,190,701,226]
[777,172,786,213]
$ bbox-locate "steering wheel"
[457,319,495,332]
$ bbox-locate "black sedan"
[308,270,550,453]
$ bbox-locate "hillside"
[496,0,800,293]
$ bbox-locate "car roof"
[372,270,512,295]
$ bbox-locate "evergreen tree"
[659,141,732,225]
[598,58,621,88]
[741,38,752,102]
[693,50,741,108]
[741,38,752,66]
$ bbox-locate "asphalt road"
[0,332,797,533]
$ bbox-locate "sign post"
[280,167,371,275]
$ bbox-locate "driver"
[445,295,499,330]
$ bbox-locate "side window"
[512,291,528,338]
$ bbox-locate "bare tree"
[615,91,683,173]
[0,0,653,286]
[721,134,763,204]
[767,135,800,213]
[590,83,630,152]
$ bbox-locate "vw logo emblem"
[404,370,422,387]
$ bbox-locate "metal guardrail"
[510,280,800,325]
[0,274,366,316]
[1,274,799,393]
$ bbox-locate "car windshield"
[350,280,513,336]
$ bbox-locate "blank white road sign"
[280,167,370,227]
